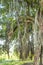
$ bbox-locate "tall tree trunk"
[33,12,41,65]
[40,45,42,65]
[34,46,41,65]
[7,47,10,59]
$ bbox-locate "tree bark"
[34,46,41,65]
[40,45,42,65]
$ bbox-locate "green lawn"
[0,54,34,65]
[0,59,33,65]
[0,60,24,65]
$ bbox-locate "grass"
[0,60,33,65]
[0,60,24,65]
[0,58,34,65]
[1,60,25,65]
[0,53,34,65]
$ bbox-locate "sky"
[0,4,5,8]
[0,39,16,54]
[0,39,5,45]
[0,25,2,30]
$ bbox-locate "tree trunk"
[33,11,41,65]
[20,50,22,59]
[40,45,42,65]
[34,46,41,65]
[7,51,10,59]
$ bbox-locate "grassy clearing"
[0,60,23,65]
[0,58,34,65]
[0,53,34,65]
[0,60,33,65]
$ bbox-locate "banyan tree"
[34,0,43,65]
[0,0,43,64]
[17,16,34,60]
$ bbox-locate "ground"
[0,59,33,65]
[0,53,34,65]
[22,63,33,65]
